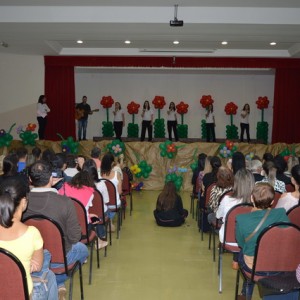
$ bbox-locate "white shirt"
[95,181,110,212]
[37,103,50,118]
[114,109,124,122]
[240,110,249,124]
[167,110,177,121]
[142,109,154,121]
[276,192,298,212]
[206,111,214,124]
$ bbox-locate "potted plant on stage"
[224,102,239,139]
[100,96,114,137]
[176,101,189,139]
[127,101,140,138]
[256,96,269,144]
[200,95,214,140]
[152,96,166,138]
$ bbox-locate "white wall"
[75,69,275,141]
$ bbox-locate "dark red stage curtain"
[44,64,75,140]
[272,68,300,143]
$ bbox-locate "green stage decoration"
[176,101,189,139]
[224,102,239,139]
[18,123,38,146]
[219,140,237,158]
[57,134,79,154]
[152,96,166,138]
[256,96,269,144]
[127,101,140,138]
[0,123,15,148]
[100,96,114,137]
[106,139,125,157]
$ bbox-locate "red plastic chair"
[287,204,300,227]
[271,192,282,208]
[285,183,295,193]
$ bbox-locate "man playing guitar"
[75,95,93,141]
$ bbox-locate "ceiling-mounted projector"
[170,4,184,27]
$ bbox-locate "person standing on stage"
[140,100,154,142]
[240,103,250,143]
[76,95,91,141]
[167,102,179,142]
[113,102,125,141]
[205,104,216,142]
[36,95,50,140]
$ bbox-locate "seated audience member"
[231,151,246,175]
[153,181,188,227]
[276,165,300,212]
[235,183,290,299]
[0,178,58,300]
[285,156,299,177]
[26,147,42,167]
[262,152,274,163]
[41,148,56,163]
[76,155,86,172]
[16,146,28,173]
[202,156,221,194]
[22,160,88,295]
[258,161,286,193]
[191,153,207,192]
[273,155,291,185]
[59,170,108,249]
[112,153,124,181]
[216,168,255,270]
[64,154,79,178]
[91,147,101,174]
[249,159,264,182]
[51,153,67,189]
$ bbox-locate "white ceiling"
[1,0,300,57]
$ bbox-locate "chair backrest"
[122,171,131,195]
[287,205,300,227]
[0,247,30,300]
[252,222,300,281]
[99,179,118,208]
[204,183,216,207]
[23,215,68,270]
[223,203,253,251]
[271,192,282,208]
[89,189,106,225]
[70,198,90,242]
[285,183,295,193]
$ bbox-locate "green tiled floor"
[71,190,260,299]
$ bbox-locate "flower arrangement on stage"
[219,140,237,158]
[165,165,187,190]
[245,152,255,161]
[0,123,15,148]
[127,101,140,138]
[152,96,166,138]
[57,134,79,154]
[224,102,239,139]
[159,140,185,159]
[100,96,114,137]
[17,123,38,146]
[200,95,214,139]
[176,101,189,138]
[256,96,269,144]
[107,139,125,157]
[131,182,144,191]
[280,146,296,162]
[130,160,153,179]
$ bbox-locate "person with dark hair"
[202,156,221,191]
[205,104,216,142]
[64,154,79,179]
[0,177,58,299]
[16,146,28,172]
[37,95,50,140]
[91,147,101,175]
[113,102,125,141]
[231,151,246,175]
[41,148,56,163]
[262,152,274,163]
[140,100,154,142]
[76,95,91,141]
[273,155,291,185]
[191,153,207,193]
[153,181,188,227]
[276,164,300,211]
[240,103,250,143]
[26,147,42,167]
[236,183,290,298]
[23,160,89,295]
[167,101,178,142]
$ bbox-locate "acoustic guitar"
[75,108,99,120]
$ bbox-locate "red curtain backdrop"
[44,65,75,140]
[272,68,300,143]
[44,56,300,142]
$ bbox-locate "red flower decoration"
[100,96,114,108]
[127,101,140,114]
[256,96,269,110]
[26,123,36,131]
[224,102,238,115]
[200,95,214,108]
[167,143,176,153]
[152,96,166,109]
[176,101,189,115]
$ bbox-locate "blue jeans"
[51,242,89,287]
[32,250,58,300]
[78,118,88,140]
[88,223,106,239]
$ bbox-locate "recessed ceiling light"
[124,40,131,44]
[221,41,228,45]
[270,42,277,46]
[77,40,83,44]
[173,40,179,45]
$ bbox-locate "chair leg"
[218,247,222,293]
[208,226,212,250]
[213,227,216,262]
[79,264,84,300]
[88,242,93,285]
[108,221,112,246]
[130,192,133,216]
[117,210,121,239]
[235,269,240,300]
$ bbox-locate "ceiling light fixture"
[170,4,184,27]
[270,42,277,46]
[77,40,83,44]
[124,40,131,44]
[173,40,179,45]
[221,41,228,45]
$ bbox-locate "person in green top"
[235,183,290,299]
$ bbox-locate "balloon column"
[18,123,38,146]
[0,123,15,148]
[130,160,152,179]
[152,96,166,138]
[127,101,140,138]
[176,101,189,138]
[224,102,239,139]
[57,134,79,154]
[100,96,114,137]
[219,140,237,158]
[256,96,269,144]
[200,95,214,139]
[107,139,125,157]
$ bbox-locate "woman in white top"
[276,164,300,211]
[167,102,179,142]
[141,100,154,142]
[205,104,216,142]
[240,103,250,143]
[113,102,125,141]
[36,95,50,140]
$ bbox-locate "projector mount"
[170,4,184,27]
